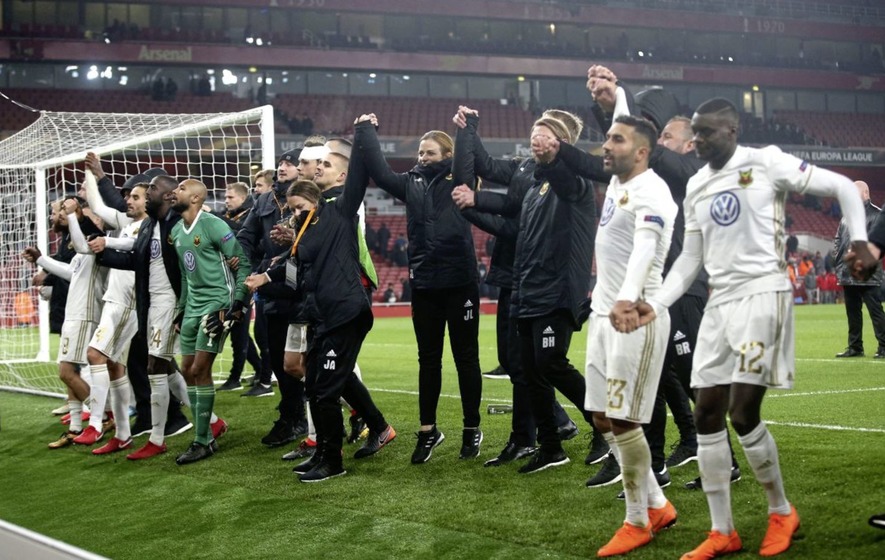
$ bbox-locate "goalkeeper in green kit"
[171,178,251,465]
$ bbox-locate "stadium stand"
[774,111,885,148]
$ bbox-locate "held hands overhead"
[451,185,475,210]
[586,64,618,114]
[452,105,479,129]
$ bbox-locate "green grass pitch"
[0,304,883,559]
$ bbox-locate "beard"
[171,200,189,213]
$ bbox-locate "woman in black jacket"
[246,117,395,482]
[357,117,482,464]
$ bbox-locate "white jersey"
[66,253,107,323]
[593,168,677,315]
[102,219,142,308]
[149,221,176,307]
[685,145,814,308]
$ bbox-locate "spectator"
[376,222,390,258]
[485,235,495,258]
[477,259,489,298]
[392,233,408,267]
[365,221,377,254]
[785,230,798,260]
[383,283,397,303]
[400,277,411,302]
[300,113,314,136]
[813,250,825,275]
[164,77,178,101]
[804,265,818,304]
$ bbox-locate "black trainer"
[586,453,622,487]
[261,419,298,448]
[585,430,610,465]
[282,439,316,461]
[685,466,741,490]
[354,424,397,459]
[557,420,579,441]
[482,365,509,379]
[164,417,193,438]
[665,439,698,468]
[292,451,321,474]
[347,414,367,443]
[217,377,242,391]
[518,449,569,474]
[175,440,218,465]
[299,460,346,483]
[241,383,273,397]
[131,419,151,439]
[459,428,483,459]
[411,426,445,464]
[484,442,537,467]
[293,418,309,439]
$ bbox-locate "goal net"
[0,105,275,397]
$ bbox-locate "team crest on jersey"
[167,234,173,245]
[71,259,83,274]
[150,239,161,258]
[445,173,453,181]
[599,197,615,226]
[193,235,201,247]
[183,250,197,272]
[539,182,550,196]
[738,169,753,187]
[618,192,629,206]
[710,192,741,226]
[799,160,809,172]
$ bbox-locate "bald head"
[172,178,208,214]
[855,180,870,202]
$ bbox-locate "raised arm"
[83,169,132,230]
[452,108,478,189]
[63,200,91,255]
[85,152,127,213]
[357,118,410,201]
[338,117,375,219]
[35,254,73,281]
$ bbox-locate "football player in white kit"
[583,115,678,558]
[23,198,108,448]
[615,98,874,559]
[71,170,146,452]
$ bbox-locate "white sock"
[110,377,131,441]
[646,468,667,509]
[603,430,620,462]
[698,430,734,533]
[68,400,84,432]
[614,428,651,527]
[80,364,92,412]
[148,374,169,446]
[307,401,316,440]
[88,364,110,432]
[738,422,790,515]
[167,371,191,407]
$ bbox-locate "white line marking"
[767,387,885,398]
[765,420,885,434]
[368,387,884,433]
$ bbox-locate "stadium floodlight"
[0,105,275,397]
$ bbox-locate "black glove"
[201,300,247,340]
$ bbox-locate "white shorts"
[148,304,179,360]
[691,291,795,390]
[89,303,138,363]
[58,320,97,365]
[285,323,308,354]
[584,311,670,423]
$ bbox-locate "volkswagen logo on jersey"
[183,250,197,272]
[599,197,615,226]
[150,238,161,259]
[710,191,740,226]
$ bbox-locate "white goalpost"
[0,105,275,397]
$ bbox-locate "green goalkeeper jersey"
[172,210,250,318]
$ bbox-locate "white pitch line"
[797,357,885,364]
[765,420,885,434]
[767,387,885,398]
[368,387,885,433]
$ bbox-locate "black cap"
[121,173,149,192]
[278,149,300,164]
[634,88,681,132]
